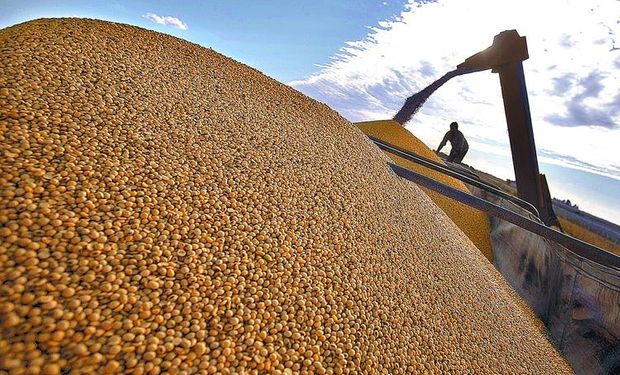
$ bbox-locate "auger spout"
[392,67,477,125]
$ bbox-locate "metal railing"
[368,136,540,218]
[389,163,620,270]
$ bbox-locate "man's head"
[450,121,458,130]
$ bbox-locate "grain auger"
[457,30,559,227]
[394,30,560,227]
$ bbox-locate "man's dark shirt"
[438,129,468,153]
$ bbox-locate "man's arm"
[437,132,449,152]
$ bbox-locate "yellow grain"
[0,18,570,375]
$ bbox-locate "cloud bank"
[143,12,188,30]
[290,0,620,180]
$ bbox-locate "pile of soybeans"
[0,19,571,374]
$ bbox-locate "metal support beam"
[496,61,543,212]
[457,30,561,226]
[389,163,620,270]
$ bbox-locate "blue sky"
[1,0,619,223]
[0,0,407,82]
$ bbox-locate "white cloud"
[143,12,188,30]
[290,0,620,181]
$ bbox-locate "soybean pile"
[355,120,493,262]
[0,19,571,374]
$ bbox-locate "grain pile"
[0,19,571,374]
[557,217,620,256]
[355,120,493,261]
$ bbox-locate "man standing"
[437,121,469,163]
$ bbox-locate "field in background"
[558,217,620,256]
[440,154,620,257]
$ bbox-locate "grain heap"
[0,19,572,374]
[355,120,493,261]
